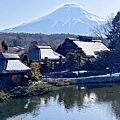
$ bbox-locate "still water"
[1,83,120,120]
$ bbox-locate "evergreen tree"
[92,50,120,71]
[108,11,120,50]
[65,47,85,71]
[28,41,38,51]
[21,54,29,65]
[1,40,8,52]
[66,52,78,71]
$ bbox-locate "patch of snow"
[73,18,84,25]
[2,53,19,59]
[9,28,13,30]
[80,72,120,79]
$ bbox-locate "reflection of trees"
[55,86,99,110]
[0,97,41,120]
[56,86,87,109]
[93,85,120,120]
[55,84,120,119]
[1,84,120,119]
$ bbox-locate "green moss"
[0,83,56,101]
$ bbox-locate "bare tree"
[91,13,114,38]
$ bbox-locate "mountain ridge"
[2,3,106,35]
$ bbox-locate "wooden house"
[27,45,65,73]
[28,45,64,62]
[56,37,109,59]
[0,53,30,88]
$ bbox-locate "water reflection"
[83,92,97,105]
[1,84,120,120]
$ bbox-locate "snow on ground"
[42,72,120,81]
[79,72,120,79]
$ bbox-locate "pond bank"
[0,73,120,102]
[43,73,120,84]
[0,83,56,102]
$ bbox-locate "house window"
[12,74,21,82]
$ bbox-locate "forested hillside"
[0,33,77,50]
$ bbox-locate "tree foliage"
[0,33,77,51]
[30,61,42,82]
[65,47,85,71]
[92,11,120,50]
[0,40,8,52]
[108,12,120,50]
[93,50,120,71]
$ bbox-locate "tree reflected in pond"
[1,84,120,120]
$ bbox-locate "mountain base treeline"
[0,33,77,50]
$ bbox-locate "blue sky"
[0,0,120,30]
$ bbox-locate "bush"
[0,90,9,101]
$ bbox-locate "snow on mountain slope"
[2,3,106,35]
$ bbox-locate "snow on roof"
[36,46,64,60]
[37,46,51,49]
[0,53,19,59]
[6,60,30,72]
[40,47,63,60]
[73,41,109,57]
[13,46,25,50]
[67,38,79,41]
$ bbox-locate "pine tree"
[1,40,8,52]
[108,11,120,50]
[65,47,85,71]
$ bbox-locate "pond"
[1,83,120,120]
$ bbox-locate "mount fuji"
[2,3,105,35]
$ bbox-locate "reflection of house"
[28,46,64,62]
[56,37,109,58]
[0,53,30,88]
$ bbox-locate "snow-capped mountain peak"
[2,3,106,35]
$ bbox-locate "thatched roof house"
[0,53,30,88]
[28,46,64,62]
[56,37,109,58]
